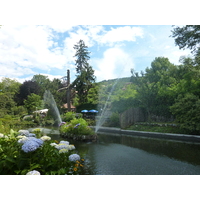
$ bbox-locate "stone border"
[92,127,200,143]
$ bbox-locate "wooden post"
[67,69,71,112]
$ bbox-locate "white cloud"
[0,64,35,79]
[62,25,143,51]
[170,49,191,64]
[93,47,134,81]
[47,25,75,33]
[98,26,143,46]
[36,73,63,81]
[0,25,68,75]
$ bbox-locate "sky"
[0,25,191,83]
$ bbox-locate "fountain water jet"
[43,90,62,126]
[95,78,120,133]
[95,55,135,132]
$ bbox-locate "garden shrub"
[60,118,94,136]
[170,93,200,134]
[109,112,120,127]
[0,119,35,134]
[63,111,76,122]
[0,129,84,175]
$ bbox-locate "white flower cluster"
[55,143,75,151]
[18,130,36,137]
[0,133,4,138]
[40,136,51,141]
[26,170,41,175]
[17,136,29,144]
[59,149,69,154]
[18,130,30,136]
[52,140,75,153]
[50,142,57,147]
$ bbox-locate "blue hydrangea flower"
[27,133,36,137]
[55,143,69,150]
[22,140,40,153]
[21,138,43,153]
[28,137,44,146]
[69,154,80,162]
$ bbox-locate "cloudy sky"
[0,25,192,83]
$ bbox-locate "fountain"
[95,78,120,133]
[43,90,62,126]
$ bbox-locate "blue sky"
[0,25,191,83]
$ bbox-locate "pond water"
[47,131,200,175]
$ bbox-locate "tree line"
[0,39,96,121]
[0,25,200,133]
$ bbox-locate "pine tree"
[73,40,91,74]
[73,40,96,104]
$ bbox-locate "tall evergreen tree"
[73,40,91,74]
[73,40,96,104]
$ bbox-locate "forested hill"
[97,77,131,85]
[94,76,137,113]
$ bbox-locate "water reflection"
[98,133,200,166]
[49,132,200,175]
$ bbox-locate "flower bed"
[59,118,97,142]
[0,129,84,175]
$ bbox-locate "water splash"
[95,56,134,132]
[95,78,120,132]
[43,90,62,126]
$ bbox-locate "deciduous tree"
[24,93,42,114]
[171,25,200,54]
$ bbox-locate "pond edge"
[92,126,200,143]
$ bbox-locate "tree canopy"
[171,25,200,54]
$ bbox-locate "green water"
[46,131,200,175]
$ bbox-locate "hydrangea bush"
[59,118,95,137]
[0,129,84,175]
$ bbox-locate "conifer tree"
[73,40,96,104]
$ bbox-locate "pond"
[45,129,200,175]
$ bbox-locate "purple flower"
[74,123,80,128]
[59,122,66,127]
